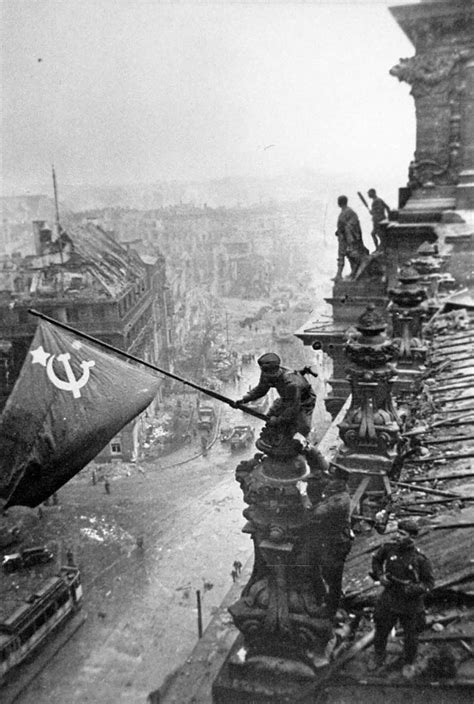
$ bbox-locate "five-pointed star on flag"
[30,345,50,366]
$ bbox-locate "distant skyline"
[2,0,418,204]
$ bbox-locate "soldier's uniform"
[369,194,390,249]
[371,520,434,667]
[335,205,368,278]
[309,477,353,617]
[240,353,316,437]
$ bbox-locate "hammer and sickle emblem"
[46,353,95,399]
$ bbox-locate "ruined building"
[0,219,172,461]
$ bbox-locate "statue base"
[393,365,426,396]
[212,634,333,704]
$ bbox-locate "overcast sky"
[1,0,418,198]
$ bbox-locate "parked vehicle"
[0,567,83,679]
[196,404,216,431]
[0,526,20,549]
[229,425,255,451]
[2,546,54,573]
[220,427,233,443]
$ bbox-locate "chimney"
[32,220,52,254]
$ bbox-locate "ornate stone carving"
[338,305,401,457]
[230,451,333,664]
[389,267,428,364]
[409,242,441,276]
[390,52,460,99]
[391,49,466,187]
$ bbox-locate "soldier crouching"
[370,518,434,675]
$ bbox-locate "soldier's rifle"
[28,309,268,422]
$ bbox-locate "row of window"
[0,278,151,326]
[118,279,148,317]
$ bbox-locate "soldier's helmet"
[257,352,281,375]
[397,518,419,536]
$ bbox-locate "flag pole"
[28,308,268,422]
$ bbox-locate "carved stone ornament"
[345,304,399,369]
[391,45,469,187]
[388,266,428,309]
[338,305,401,456]
[230,452,334,662]
[390,52,461,99]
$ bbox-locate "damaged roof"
[1,220,147,301]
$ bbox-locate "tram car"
[0,566,83,680]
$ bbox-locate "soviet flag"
[0,319,160,508]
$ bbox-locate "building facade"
[0,218,171,461]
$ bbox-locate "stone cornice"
[390,1,474,51]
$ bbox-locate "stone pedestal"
[382,221,437,290]
[213,634,327,704]
[388,266,429,394]
[332,305,402,508]
[294,323,350,419]
[295,276,387,419]
[214,443,334,702]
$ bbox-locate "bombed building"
[0,219,171,460]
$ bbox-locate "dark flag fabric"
[0,320,160,508]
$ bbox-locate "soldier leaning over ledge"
[369,518,435,677]
[236,352,316,437]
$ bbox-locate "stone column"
[388,266,429,393]
[409,241,456,297]
[456,53,474,209]
[214,434,334,701]
[333,305,402,503]
[389,0,474,214]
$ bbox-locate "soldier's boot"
[332,264,344,281]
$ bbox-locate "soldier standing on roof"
[235,353,316,437]
[334,195,369,280]
[367,188,390,250]
[310,467,353,618]
[369,518,434,677]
